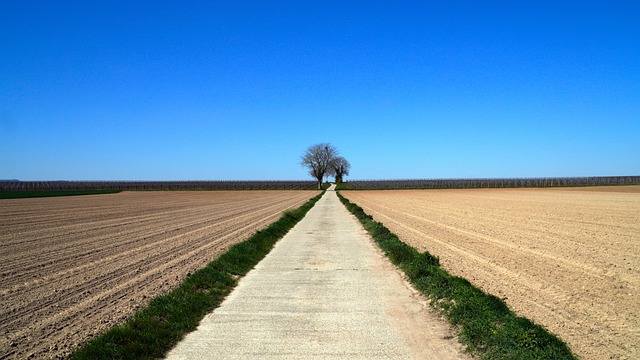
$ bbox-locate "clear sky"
[1,1,638,181]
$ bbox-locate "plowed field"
[342,186,640,360]
[0,190,318,359]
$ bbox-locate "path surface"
[166,188,469,359]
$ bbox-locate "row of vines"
[344,176,640,190]
[0,180,318,191]
[4,176,639,192]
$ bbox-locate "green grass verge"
[334,182,352,190]
[0,190,122,199]
[337,192,576,360]
[70,191,324,360]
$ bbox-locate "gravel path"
[166,188,469,359]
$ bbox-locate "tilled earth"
[342,186,640,360]
[0,190,318,359]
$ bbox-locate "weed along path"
[167,188,468,359]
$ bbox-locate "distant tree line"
[345,176,640,190]
[0,180,318,191]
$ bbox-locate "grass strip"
[334,182,352,190]
[0,190,121,199]
[70,191,324,360]
[337,192,576,360]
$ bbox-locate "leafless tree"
[300,143,338,189]
[331,156,350,183]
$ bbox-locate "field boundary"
[337,192,576,359]
[70,191,324,359]
[0,190,121,199]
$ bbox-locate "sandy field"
[0,190,318,359]
[342,186,640,360]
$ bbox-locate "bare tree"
[300,143,338,189]
[331,156,350,183]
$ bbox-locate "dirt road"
[0,190,318,359]
[342,187,640,359]
[167,189,469,359]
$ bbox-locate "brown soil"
[0,190,318,359]
[342,186,640,360]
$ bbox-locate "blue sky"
[1,1,638,181]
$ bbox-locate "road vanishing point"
[166,186,469,359]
